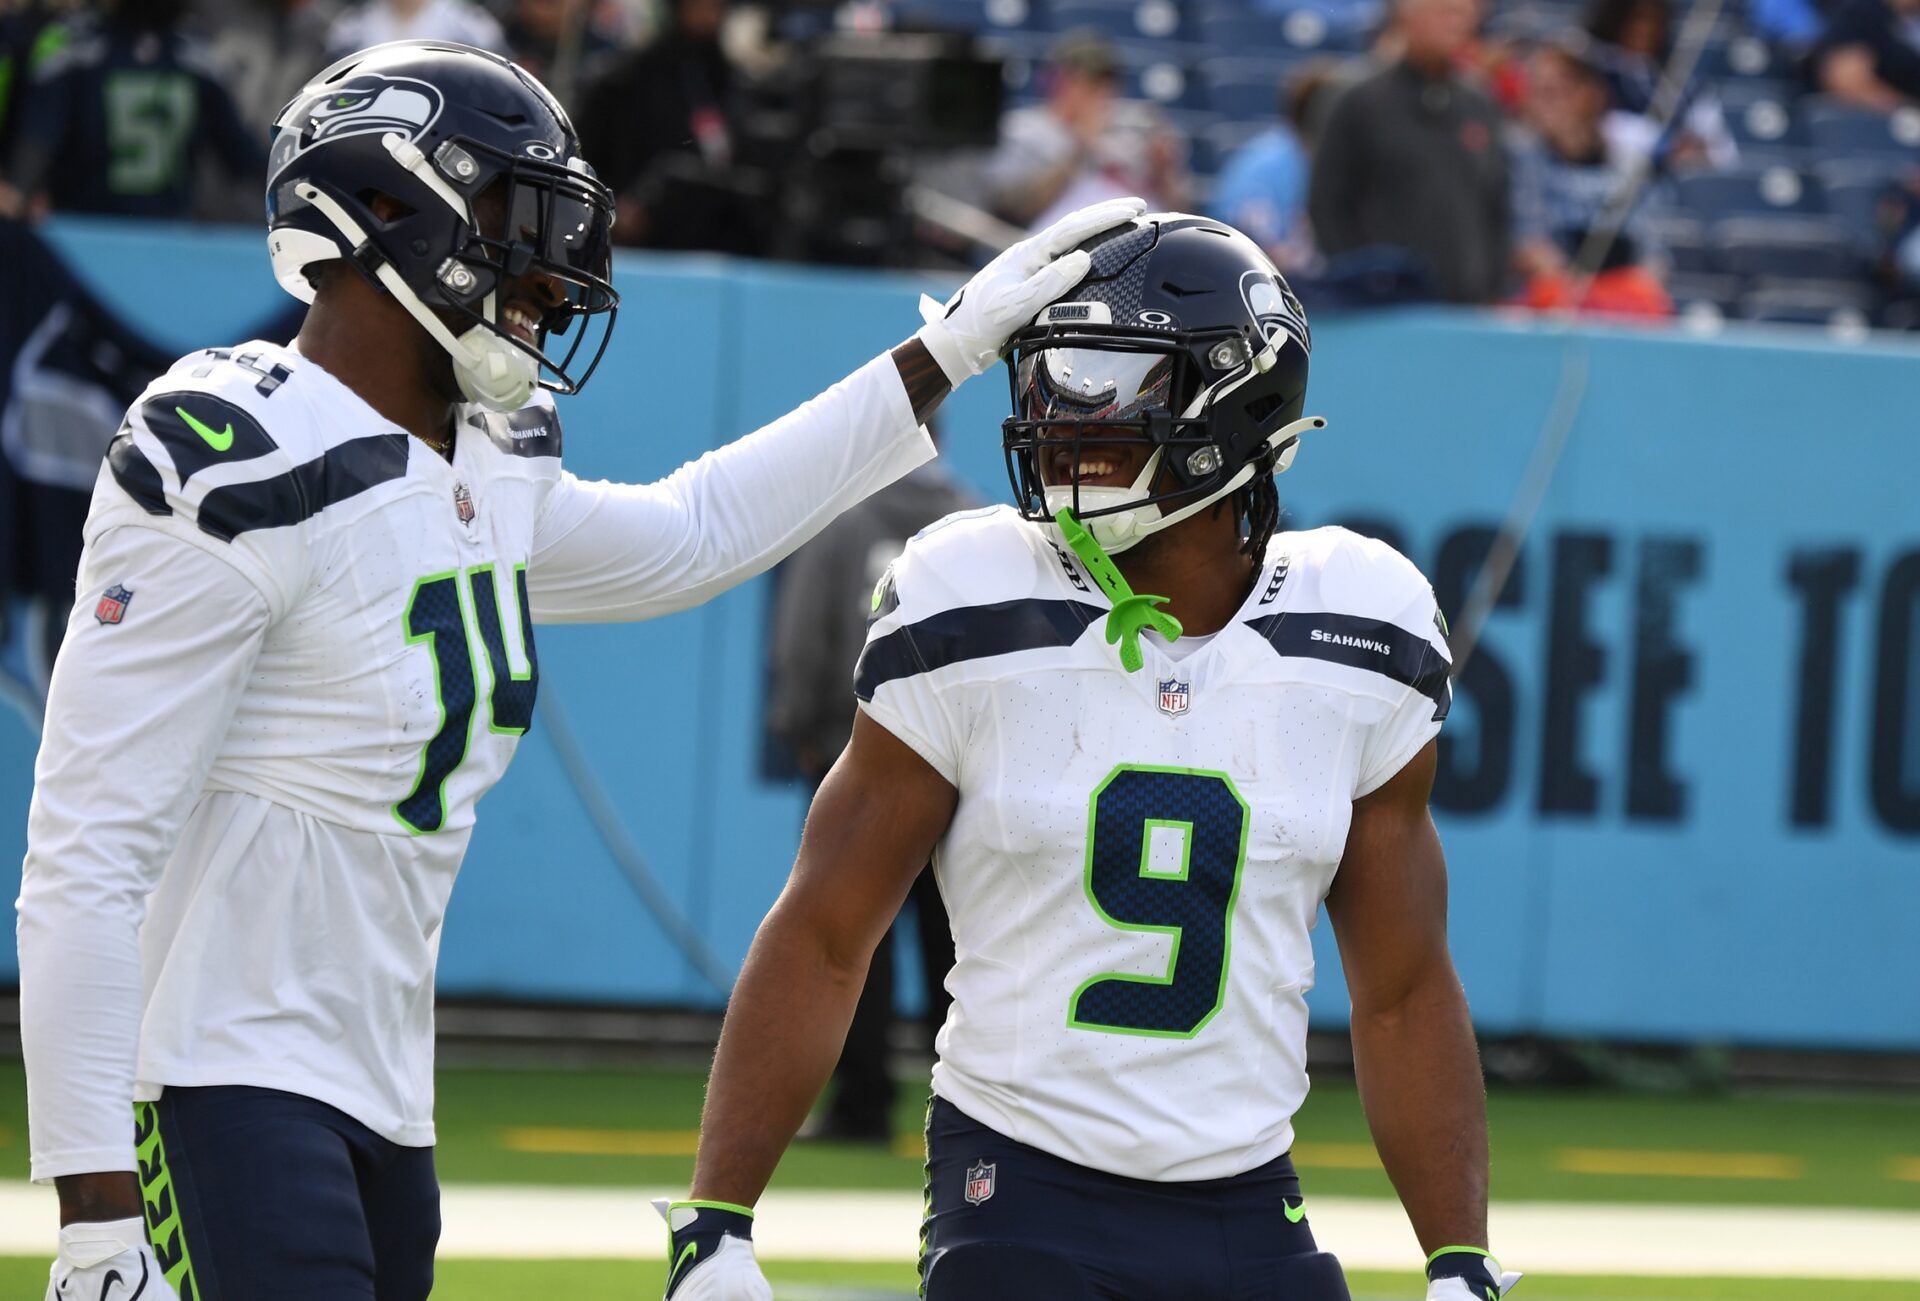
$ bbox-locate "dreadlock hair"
[1239,469,1281,560]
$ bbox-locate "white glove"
[45,1216,180,1301]
[914,196,1148,387]
[654,1198,773,1301]
[1425,1249,1522,1300]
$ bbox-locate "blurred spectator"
[983,29,1189,231]
[1208,63,1339,274]
[767,452,976,1143]
[1,0,265,221]
[1748,0,1827,52]
[324,0,506,59]
[1511,38,1671,316]
[1308,0,1513,303]
[501,0,622,103]
[1,3,68,162]
[577,0,763,253]
[190,0,342,132]
[1583,0,1737,168]
[1809,0,1920,109]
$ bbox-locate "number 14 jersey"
[854,506,1451,1182]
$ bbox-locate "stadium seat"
[1713,216,1863,280]
[1665,272,1746,317]
[1640,213,1715,274]
[1195,118,1272,176]
[1199,57,1296,121]
[1805,99,1920,162]
[1196,9,1325,57]
[1737,280,1876,328]
[1697,33,1793,85]
[1196,2,1374,54]
[1115,50,1204,108]
[1717,88,1810,153]
[1674,165,1824,219]
[1045,0,1187,40]
[893,0,993,32]
[1817,161,1905,252]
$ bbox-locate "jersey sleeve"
[1350,544,1453,799]
[526,351,930,623]
[851,552,966,786]
[18,525,274,1181]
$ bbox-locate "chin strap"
[1055,508,1182,673]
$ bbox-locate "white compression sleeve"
[526,351,930,623]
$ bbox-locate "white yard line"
[3,1182,1917,1278]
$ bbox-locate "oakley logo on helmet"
[1241,270,1311,354]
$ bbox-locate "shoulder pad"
[858,506,1103,701]
[889,505,1072,618]
[107,344,410,542]
[1282,526,1440,631]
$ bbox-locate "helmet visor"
[1014,345,1177,425]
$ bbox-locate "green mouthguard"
[1054,508,1182,674]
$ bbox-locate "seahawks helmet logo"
[271,73,444,172]
[1240,270,1311,354]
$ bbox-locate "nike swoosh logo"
[176,406,234,451]
[1283,1198,1306,1223]
[668,1240,698,1290]
[96,1253,148,1300]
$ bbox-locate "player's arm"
[19,524,272,1301]
[656,710,956,1297]
[1325,739,1513,1298]
[20,529,273,1209]
[696,709,955,1197]
[525,198,1143,624]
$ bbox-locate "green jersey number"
[395,565,538,834]
[1068,764,1251,1038]
[104,71,197,195]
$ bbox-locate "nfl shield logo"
[453,482,475,525]
[964,1159,996,1205]
[1157,677,1190,717]
[94,584,133,625]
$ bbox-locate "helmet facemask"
[1004,324,1310,555]
[424,140,619,407]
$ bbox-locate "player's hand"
[1426,1248,1522,1300]
[914,196,1147,387]
[654,1198,773,1301]
[45,1216,180,1301]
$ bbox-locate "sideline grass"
[4,1059,1917,1210]
[3,1256,1918,1299]
[434,1067,1920,1209]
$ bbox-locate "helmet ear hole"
[1242,390,1291,430]
[359,190,417,226]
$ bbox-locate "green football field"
[3,1059,1917,1296]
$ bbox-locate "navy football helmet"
[266,40,618,410]
[1001,212,1319,553]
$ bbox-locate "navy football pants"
[922,1096,1331,1299]
[135,1085,439,1300]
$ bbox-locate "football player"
[17,39,1142,1301]
[669,214,1521,1300]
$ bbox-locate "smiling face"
[1020,344,1179,497]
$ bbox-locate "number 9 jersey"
[854,505,1451,1182]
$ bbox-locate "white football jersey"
[20,339,927,1181]
[855,506,1450,1182]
